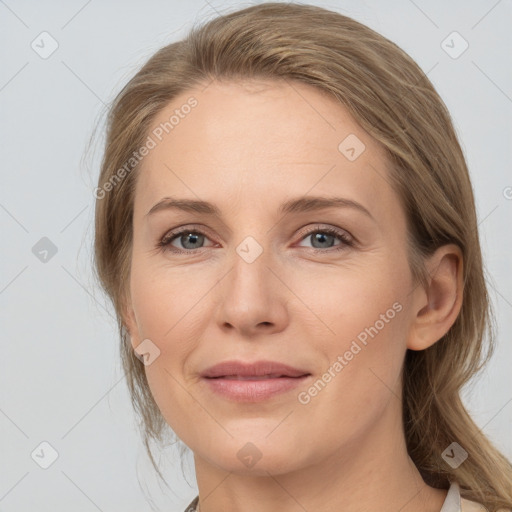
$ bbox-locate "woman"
[93,3,512,511]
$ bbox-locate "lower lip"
[202,375,310,402]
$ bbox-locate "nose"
[215,244,289,337]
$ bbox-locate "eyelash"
[157,224,354,255]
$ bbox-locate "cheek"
[128,261,217,425]
[288,254,409,349]
[292,308,407,452]
[129,260,213,346]
[289,261,409,423]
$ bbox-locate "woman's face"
[126,80,421,475]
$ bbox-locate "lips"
[206,376,310,401]
[200,360,311,401]
[215,375,288,380]
[200,360,310,379]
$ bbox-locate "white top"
[441,482,487,512]
[184,481,493,512]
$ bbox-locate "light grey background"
[1,0,511,510]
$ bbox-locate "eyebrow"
[146,195,374,221]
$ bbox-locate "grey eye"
[308,232,337,249]
[175,232,206,250]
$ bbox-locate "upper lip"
[201,360,310,378]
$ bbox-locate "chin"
[196,432,308,476]
[211,450,299,476]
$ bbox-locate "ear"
[407,244,464,351]
[122,296,142,351]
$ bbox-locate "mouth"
[200,360,310,379]
[200,360,311,402]
[208,374,305,380]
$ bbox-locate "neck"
[193,401,447,512]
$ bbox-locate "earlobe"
[407,244,464,351]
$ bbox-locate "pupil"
[182,233,203,249]
[313,232,333,248]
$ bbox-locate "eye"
[296,225,354,252]
[157,224,354,255]
[158,226,215,253]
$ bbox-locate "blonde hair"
[93,3,512,509]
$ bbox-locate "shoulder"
[460,496,487,511]
[461,496,511,512]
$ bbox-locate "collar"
[184,481,488,512]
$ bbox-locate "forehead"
[134,79,397,220]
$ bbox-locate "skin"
[124,80,464,512]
